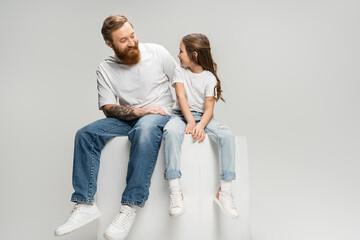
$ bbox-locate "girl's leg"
[204,118,236,181]
[205,119,239,218]
[163,114,186,217]
[163,115,186,180]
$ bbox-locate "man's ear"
[105,40,113,48]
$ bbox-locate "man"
[55,15,177,240]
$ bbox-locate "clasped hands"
[141,106,206,142]
[185,122,206,143]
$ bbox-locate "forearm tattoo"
[105,105,137,121]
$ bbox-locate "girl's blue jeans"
[70,114,170,207]
[163,110,236,181]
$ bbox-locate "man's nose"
[128,39,135,47]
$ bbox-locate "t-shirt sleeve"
[171,66,184,87]
[205,74,218,98]
[158,45,178,82]
[97,69,118,109]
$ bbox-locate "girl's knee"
[164,127,184,139]
[218,129,235,142]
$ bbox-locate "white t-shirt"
[97,43,177,113]
[172,66,217,113]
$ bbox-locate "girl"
[163,33,239,219]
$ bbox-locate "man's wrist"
[134,107,145,117]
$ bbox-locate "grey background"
[0,0,359,239]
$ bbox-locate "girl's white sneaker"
[169,190,185,217]
[214,189,239,219]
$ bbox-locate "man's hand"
[140,105,167,116]
[185,121,196,134]
[191,125,206,143]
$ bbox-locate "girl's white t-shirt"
[172,66,217,113]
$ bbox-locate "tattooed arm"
[101,104,167,120]
[102,104,137,120]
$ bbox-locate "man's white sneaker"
[54,203,101,236]
[104,205,136,240]
[214,189,239,219]
[169,190,185,217]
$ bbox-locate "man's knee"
[75,125,92,141]
[138,114,170,127]
[129,122,161,142]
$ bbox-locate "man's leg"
[55,118,131,237]
[104,114,170,240]
[121,113,170,207]
[72,118,132,203]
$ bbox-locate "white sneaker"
[54,203,101,236]
[169,190,185,217]
[214,190,239,219]
[104,205,136,240]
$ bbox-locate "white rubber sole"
[104,231,128,240]
[169,208,185,218]
[214,196,239,219]
[54,211,102,236]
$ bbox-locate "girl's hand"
[185,122,196,134]
[191,125,206,143]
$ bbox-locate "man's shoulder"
[175,65,186,74]
[96,55,119,71]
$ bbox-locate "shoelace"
[67,204,82,223]
[220,191,236,209]
[113,207,135,228]
[169,192,182,208]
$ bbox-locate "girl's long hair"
[182,33,225,102]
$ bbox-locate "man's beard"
[114,42,141,65]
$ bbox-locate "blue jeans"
[163,110,236,180]
[71,114,170,207]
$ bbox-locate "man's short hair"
[101,15,132,42]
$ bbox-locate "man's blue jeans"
[71,114,170,207]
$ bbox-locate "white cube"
[97,135,249,240]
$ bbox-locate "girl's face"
[178,41,192,68]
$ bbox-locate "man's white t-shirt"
[172,66,217,113]
[97,43,177,114]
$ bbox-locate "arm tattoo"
[105,105,137,121]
